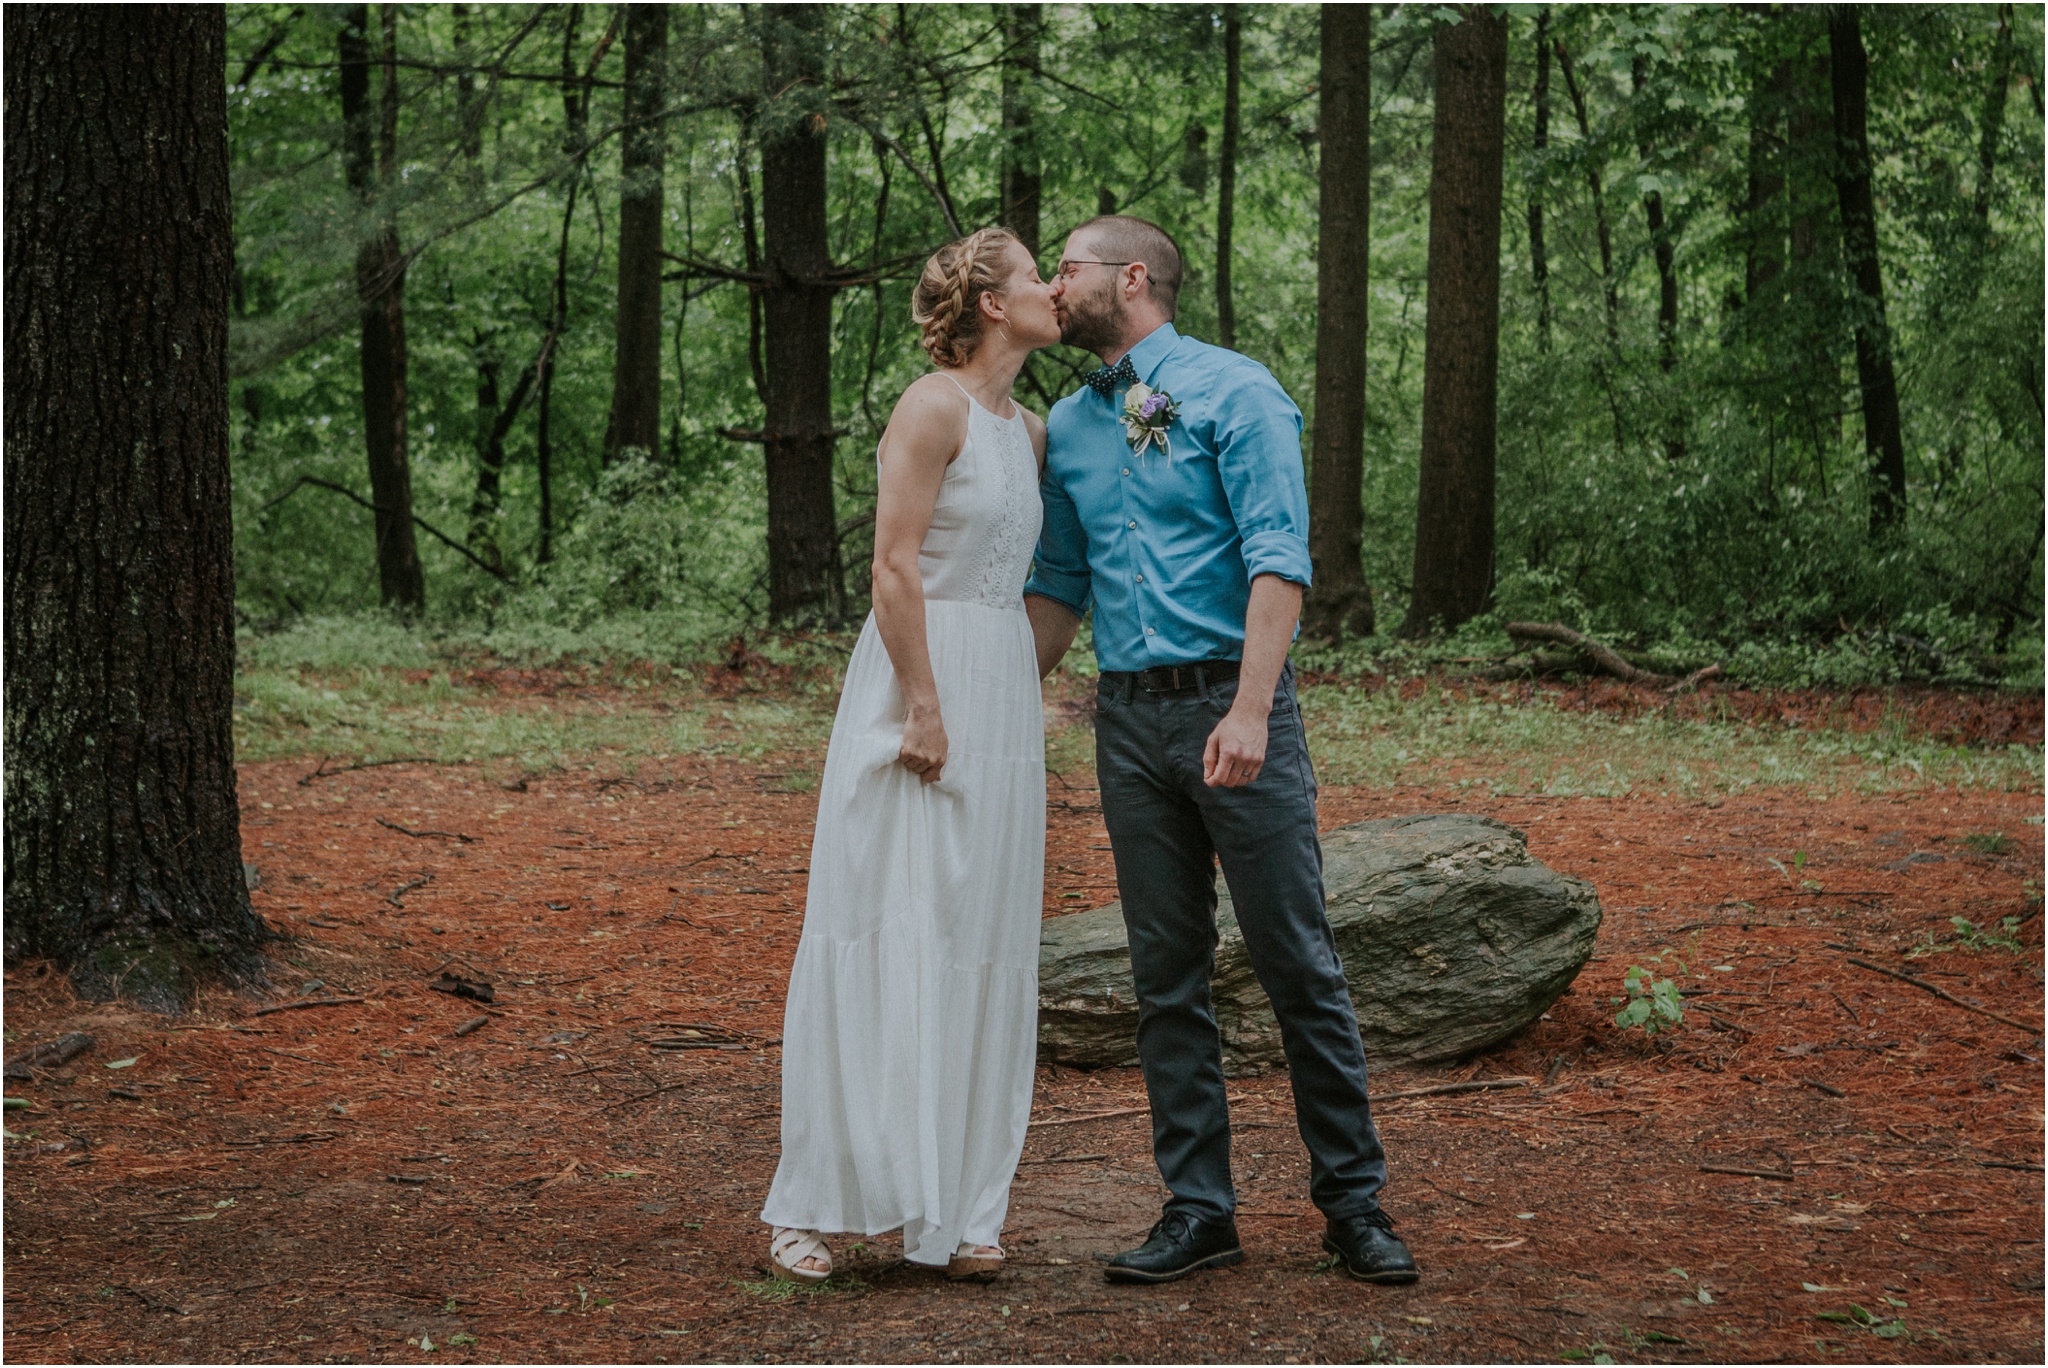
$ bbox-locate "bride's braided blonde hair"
[911,227,1022,368]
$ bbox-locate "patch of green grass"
[731,1271,869,1302]
[234,665,836,771]
[1962,830,2014,854]
[1294,680,2042,797]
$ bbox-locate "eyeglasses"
[1054,259,1133,281]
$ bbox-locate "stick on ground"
[249,996,366,1017]
[1845,957,2042,1037]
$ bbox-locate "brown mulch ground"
[4,682,2042,1365]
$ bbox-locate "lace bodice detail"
[910,392,1041,610]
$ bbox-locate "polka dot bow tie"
[1082,355,1138,399]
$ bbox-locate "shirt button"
[1127,520,1137,529]
[1121,467,1131,476]
[1146,627,1156,636]
[1135,574,1144,583]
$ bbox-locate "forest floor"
[4,665,2043,1365]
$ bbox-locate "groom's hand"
[1202,702,1269,788]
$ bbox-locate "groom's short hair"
[1074,215,1184,317]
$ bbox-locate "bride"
[760,228,1062,1283]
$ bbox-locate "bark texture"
[339,3,424,609]
[4,4,268,1009]
[603,3,667,465]
[1827,5,1907,531]
[759,3,844,623]
[1303,3,1375,641]
[999,4,1042,261]
[1402,7,1506,638]
[1215,4,1242,349]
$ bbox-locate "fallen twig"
[388,873,434,908]
[453,1016,489,1038]
[600,1082,689,1112]
[1828,989,1861,1025]
[376,817,475,843]
[250,996,365,1017]
[4,1032,95,1079]
[1017,1153,1110,1166]
[1977,1159,2045,1172]
[262,1047,339,1068]
[1845,957,2042,1037]
[1416,1174,1489,1207]
[1374,1077,1534,1103]
[1800,1077,1846,1098]
[1027,1105,1149,1128]
[299,755,436,786]
[1699,1164,1796,1181]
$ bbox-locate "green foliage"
[1906,914,2025,959]
[1614,963,1687,1037]
[1815,1304,1908,1339]
[222,4,2043,664]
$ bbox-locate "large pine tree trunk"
[999,3,1043,261]
[340,4,424,609]
[4,5,268,1009]
[759,3,843,623]
[1745,60,1789,306]
[1827,5,1907,531]
[1303,3,1374,641]
[603,3,667,465]
[1632,54,1685,461]
[1401,6,1506,639]
[1215,4,1242,349]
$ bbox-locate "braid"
[911,227,1020,369]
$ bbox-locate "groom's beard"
[1058,284,1125,359]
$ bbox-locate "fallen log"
[1500,622,1722,691]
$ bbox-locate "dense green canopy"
[227,4,2043,683]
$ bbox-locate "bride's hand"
[899,703,948,784]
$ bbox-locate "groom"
[1024,216,1417,1287]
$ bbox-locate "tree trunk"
[1555,40,1618,348]
[1632,54,1685,461]
[1788,34,1838,463]
[603,3,667,466]
[1401,6,1506,639]
[1974,3,2014,222]
[999,3,1042,261]
[1745,60,1789,305]
[1827,5,1907,531]
[760,3,843,623]
[1527,9,1551,352]
[1303,3,1374,641]
[340,4,424,610]
[1215,4,1242,350]
[4,5,268,1009]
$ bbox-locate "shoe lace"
[1361,1208,1396,1232]
[1151,1211,1198,1244]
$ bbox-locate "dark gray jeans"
[1094,663,1388,1224]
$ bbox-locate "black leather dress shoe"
[1323,1209,1419,1284]
[1104,1210,1245,1284]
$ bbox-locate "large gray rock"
[1038,813,1601,1073]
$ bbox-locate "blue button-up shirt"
[1023,323,1313,672]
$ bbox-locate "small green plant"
[1907,915,2024,958]
[1816,1304,1905,1338]
[448,1333,478,1347]
[1614,964,1686,1036]
[1559,1346,1616,1364]
[1962,831,2012,855]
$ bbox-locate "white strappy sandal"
[769,1226,834,1285]
[946,1241,1004,1282]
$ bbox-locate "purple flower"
[1139,393,1170,420]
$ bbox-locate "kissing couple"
[758,216,1418,1290]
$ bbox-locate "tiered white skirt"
[760,600,1045,1265]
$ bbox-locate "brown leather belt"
[1102,658,1242,696]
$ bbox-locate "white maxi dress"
[760,385,1045,1266]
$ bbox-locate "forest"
[224,2,2046,685]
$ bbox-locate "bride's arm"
[872,377,969,784]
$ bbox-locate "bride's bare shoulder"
[880,373,972,464]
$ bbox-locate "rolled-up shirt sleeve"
[1214,367,1313,588]
[1024,463,1094,615]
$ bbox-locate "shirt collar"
[1124,323,1180,387]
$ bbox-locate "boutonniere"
[1120,382,1180,462]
